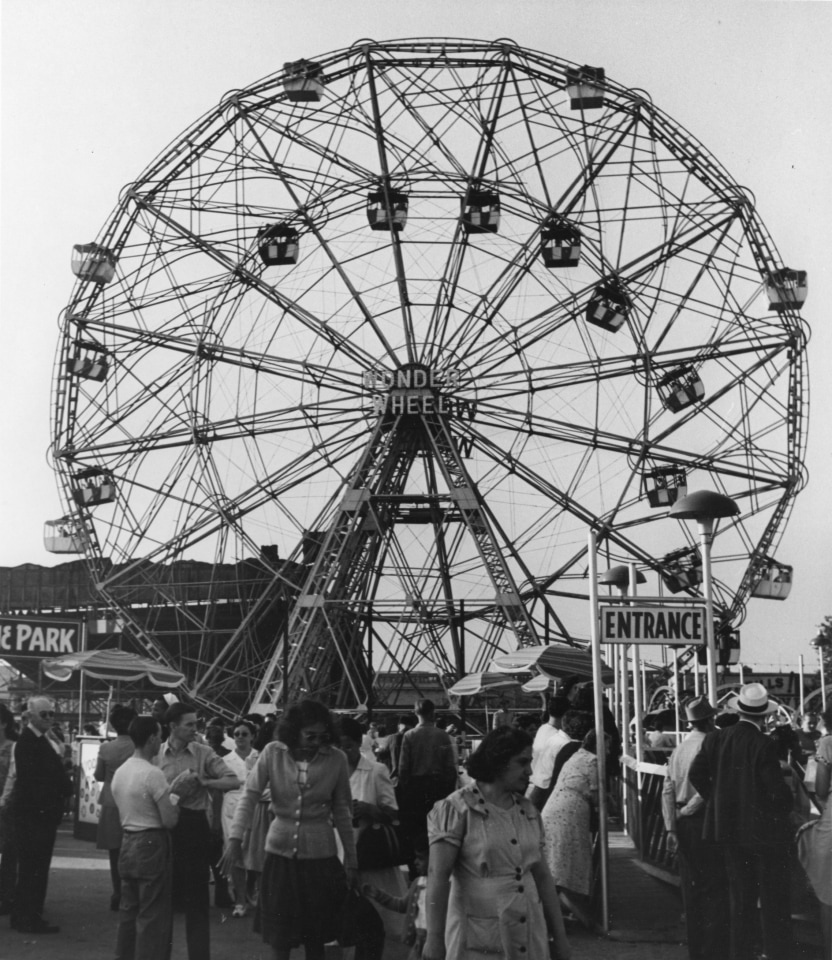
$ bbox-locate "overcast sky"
[2,0,830,673]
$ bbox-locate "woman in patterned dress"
[423,726,571,960]
[540,728,601,928]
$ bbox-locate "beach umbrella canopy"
[447,672,521,697]
[491,645,614,684]
[42,648,184,688]
[521,675,554,693]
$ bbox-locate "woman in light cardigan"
[221,700,357,960]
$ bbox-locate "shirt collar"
[27,723,45,738]
[162,738,195,756]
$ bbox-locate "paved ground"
[1,823,824,960]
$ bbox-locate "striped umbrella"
[42,648,184,688]
[491,645,614,684]
[447,672,521,697]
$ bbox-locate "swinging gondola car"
[766,268,808,312]
[564,65,605,110]
[461,190,500,234]
[257,224,300,265]
[367,190,409,232]
[71,243,117,285]
[282,59,324,102]
[43,517,87,554]
[657,366,705,413]
[661,546,702,594]
[586,281,630,332]
[751,558,793,600]
[643,466,687,508]
[540,219,581,267]
[72,467,116,507]
[66,341,109,382]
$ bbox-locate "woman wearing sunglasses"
[220,699,357,960]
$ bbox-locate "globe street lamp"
[810,633,829,711]
[669,490,740,706]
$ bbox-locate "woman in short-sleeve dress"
[540,730,599,927]
[423,727,571,960]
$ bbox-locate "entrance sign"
[600,605,706,644]
[0,616,82,655]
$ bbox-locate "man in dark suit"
[9,696,73,934]
[689,683,793,960]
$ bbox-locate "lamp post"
[810,633,829,711]
[669,490,739,707]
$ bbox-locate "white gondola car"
[586,282,630,333]
[565,65,605,110]
[72,467,116,507]
[257,224,300,266]
[283,59,324,102]
[658,366,705,413]
[367,190,409,232]
[751,559,793,600]
[67,341,109,382]
[43,517,87,554]
[644,467,687,508]
[661,546,702,594]
[71,243,116,285]
[461,190,500,234]
[766,268,807,312]
[541,220,581,267]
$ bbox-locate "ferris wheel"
[51,38,809,715]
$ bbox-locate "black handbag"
[356,820,408,869]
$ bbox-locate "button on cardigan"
[229,740,357,869]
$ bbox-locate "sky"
[1,0,830,674]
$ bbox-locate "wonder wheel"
[51,39,809,714]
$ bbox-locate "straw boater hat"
[732,682,778,717]
[684,695,715,722]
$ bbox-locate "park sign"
[600,605,707,645]
[0,615,82,655]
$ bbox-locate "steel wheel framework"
[52,38,809,714]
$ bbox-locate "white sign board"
[600,605,706,645]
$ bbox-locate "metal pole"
[673,649,681,742]
[799,655,805,715]
[588,530,609,933]
[698,520,719,707]
[818,645,827,712]
[628,565,644,795]
[282,600,289,710]
[77,620,87,735]
[367,602,374,723]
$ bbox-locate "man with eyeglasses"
[8,696,73,934]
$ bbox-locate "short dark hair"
[0,703,17,740]
[277,700,336,749]
[415,699,435,718]
[165,702,196,726]
[547,696,570,719]
[129,715,160,748]
[110,704,137,735]
[338,716,364,745]
[561,709,594,741]
[466,727,532,782]
[232,719,258,737]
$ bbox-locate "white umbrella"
[491,645,614,684]
[447,672,521,697]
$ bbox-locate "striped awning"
[42,649,184,688]
[491,645,614,684]
[447,672,521,697]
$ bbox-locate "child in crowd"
[364,837,429,960]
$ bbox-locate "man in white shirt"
[112,715,180,960]
[527,696,570,809]
[661,696,728,960]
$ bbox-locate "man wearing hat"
[661,695,728,960]
[689,683,793,960]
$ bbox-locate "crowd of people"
[0,683,829,960]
